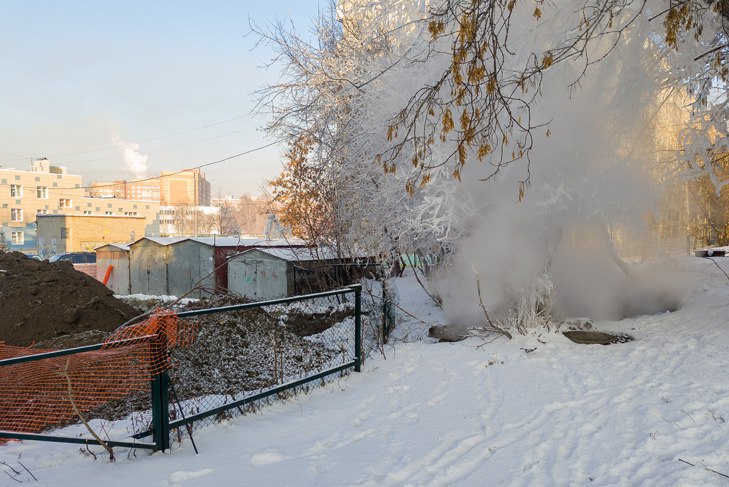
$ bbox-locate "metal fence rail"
[0,336,160,450]
[137,284,363,445]
[0,285,363,452]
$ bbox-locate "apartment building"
[0,159,160,254]
[160,169,211,206]
[158,205,220,236]
[89,179,161,201]
[0,159,84,252]
[36,214,153,255]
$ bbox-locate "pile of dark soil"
[84,295,343,421]
[170,296,339,399]
[282,309,353,337]
[0,252,141,347]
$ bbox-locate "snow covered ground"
[2,257,729,486]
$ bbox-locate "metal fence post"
[381,280,389,344]
[150,328,171,452]
[352,284,362,372]
[151,370,170,451]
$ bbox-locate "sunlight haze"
[0,1,320,196]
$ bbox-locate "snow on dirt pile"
[49,295,349,424]
[171,295,342,398]
[0,252,140,347]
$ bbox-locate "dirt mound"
[72,295,344,421]
[171,303,338,398]
[0,252,141,347]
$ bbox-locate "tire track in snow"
[507,305,729,485]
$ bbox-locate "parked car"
[48,252,96,264]
[23,253,43,261]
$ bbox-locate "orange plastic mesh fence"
[0,310,197,435]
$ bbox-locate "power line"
[43,139,285,192]
[0,150,33,161]
[67,130,252,166]
[1,141,283,235]
[7,115,253,161]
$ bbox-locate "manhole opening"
[563,330,633,345]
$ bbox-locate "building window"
[11,231,23,245]
[59,198,72,208]
[124,211,138,216]
[10,184,22,198]
[60,227,69,239]
[10,208,23,222]
[83,210,93,215]
[36,208,48,215]
[104,211,113,215]
[36,186,48,199]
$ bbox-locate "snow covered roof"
[132,236,188,246]
[234,246,372,262]
[186,236,307,247]
[130,236,308,248]
[94,243,130,252]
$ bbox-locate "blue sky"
[0,1,323,197]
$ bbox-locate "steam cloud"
[434,6,693,327]
[112,129,149,179]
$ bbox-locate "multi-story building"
[125,179,161,201]
[89,179,160,201]
[87,169,212,238]
[0,159,160,254]
[88,181,125,199]
[0,159,84,252]
[160,169,211,206]
[158,205,220,236]
[36,214,155,255]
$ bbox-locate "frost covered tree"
[258,0,729,333]
[380,0,729,198]
[257,1,452,262]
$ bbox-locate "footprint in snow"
[249,449,287,466]
[167,469,213,485]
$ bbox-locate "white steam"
[434,3,692,327]
[112,129,149,179]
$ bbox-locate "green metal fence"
[135,284,363,447]
[0,285,363,453]
[0,336,160,451]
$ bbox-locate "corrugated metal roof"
[130,236,308,248]
[187,236,306,247]
[131,236,189,246]
[94,243,130,251]
[233,246,369,262]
